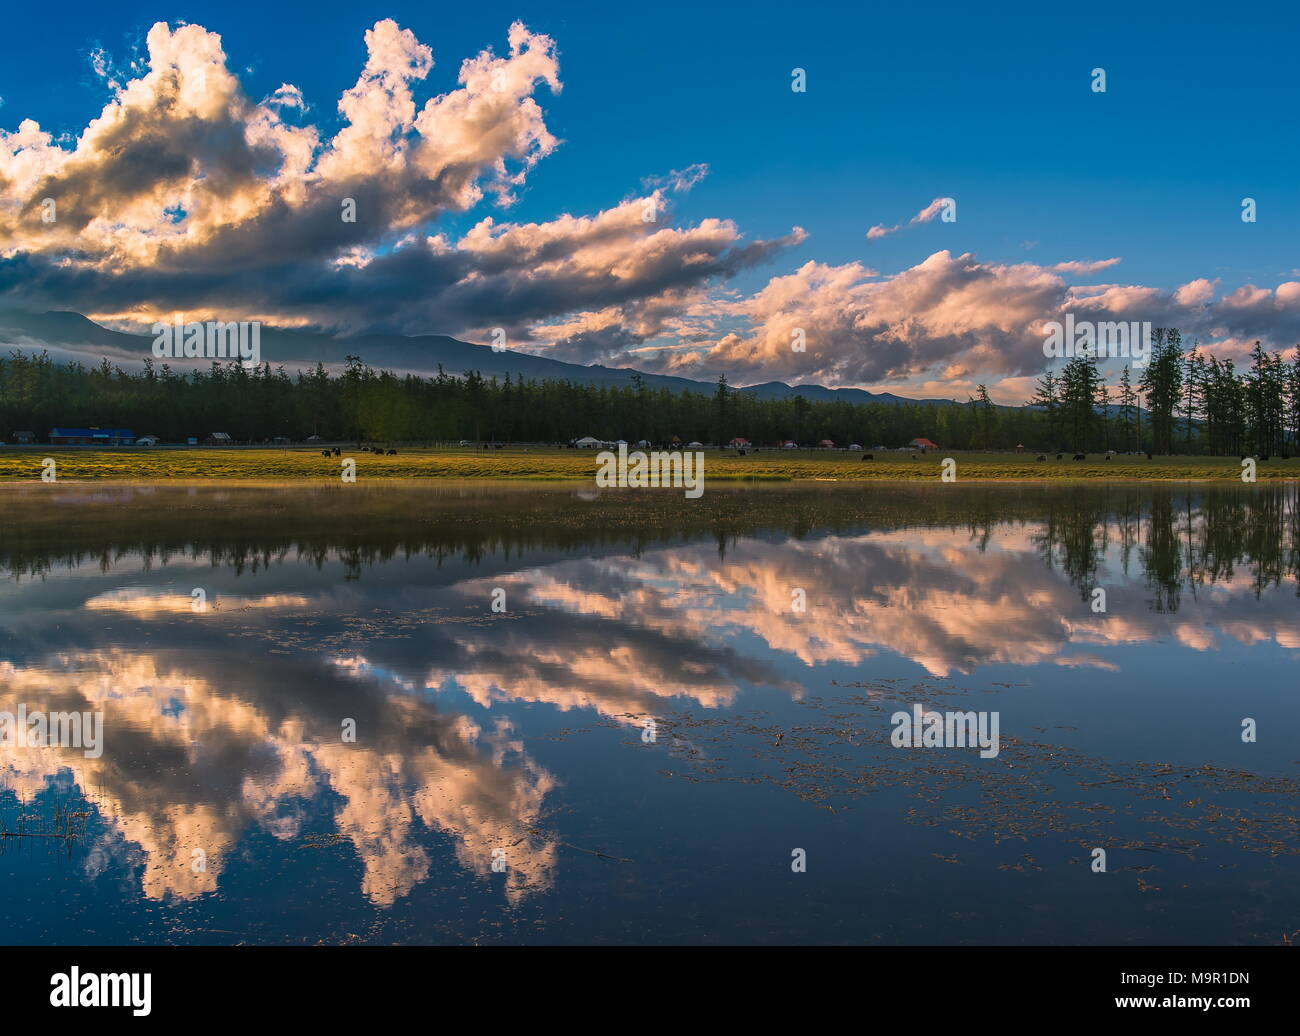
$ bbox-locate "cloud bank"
[2,19,1298,397]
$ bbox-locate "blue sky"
[1,1,1297,398]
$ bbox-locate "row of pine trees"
[1029,330,1298,454]
[1,331,1297,453]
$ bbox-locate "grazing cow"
[1073,453,1086,460]
[1146,452,1153,460]
[862,453,874,461]
[910,454,916,460]
[1105,455,1111,460]
[738,448,746,456]
[1036,455,1046,462]
[321,450,330,457]
[387,448,397,456]
[332,447,341,457]
[1056,454,1063,460]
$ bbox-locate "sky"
[1,0,1297,402]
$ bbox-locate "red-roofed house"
[909,438,938,451]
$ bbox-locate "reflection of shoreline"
[2,484,1297,608]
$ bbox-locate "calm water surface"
[1,482,1296,944]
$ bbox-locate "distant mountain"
[739,380,954,407]
[0,309,960,407]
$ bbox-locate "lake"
[1,482,1296,944]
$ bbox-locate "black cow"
[1036,455,1046,462]
[332,447,341,457]
[1146,452,1153,460]
[320,450,330,457]
[387,449,397,456]
[1073,453,1086,460]
[1056,454,1063,460]
[861,453,873,461]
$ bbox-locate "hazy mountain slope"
[0,309,960,406]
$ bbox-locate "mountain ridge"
[0,309,963,407]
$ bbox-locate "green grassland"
[0,445,1295,482]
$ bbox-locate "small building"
[135,435,160,447]
[272,436,290,445]
[849,443,863,451]
[186,437,199,446]
[818,439,835,449]
[10,431,35,444]
[728,437,751,449]
[908,437,939,452]
[49,428,135,446]
[782,440,798,449]
[687,441,703,448]
[573,436,602,448]
[205,432,233,446]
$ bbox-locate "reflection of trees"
[1141,493,1181,613]
[1030,484,1297,613]
[4,484,1297,616]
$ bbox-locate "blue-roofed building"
[49,428,135,445]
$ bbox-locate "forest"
[1,329,1296,454]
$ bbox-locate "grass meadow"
[0,445,1295,482]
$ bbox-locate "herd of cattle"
[319,447,397,456]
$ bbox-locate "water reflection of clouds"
[0,652,556,906]
[431,527,1298,685]
[1,508,1295,908]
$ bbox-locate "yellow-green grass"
[0,445,1296,482]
